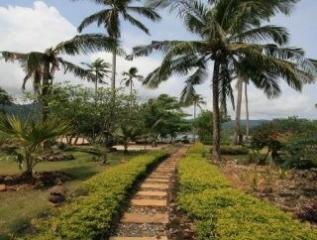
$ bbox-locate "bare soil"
[221,156,317,225]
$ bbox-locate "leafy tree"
[82,58,111,95]
[141,94,188,144]
[135,0,315,161]
[0,115,70,179]
[76,0,161,91]
[251,118,317,168]
[181,93,206,142]
[1,34,117,121]
[194,110,213,144]
[117,96,145,152]
[48,85,129,147]
[122,67,143,96]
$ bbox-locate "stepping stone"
[145,179,169,183]
[136,191,167,198]
[140,183,169,190]
[110,237,168,240]
[131,199,167,207]
[121,213,169,224]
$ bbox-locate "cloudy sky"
[0,0,316,120]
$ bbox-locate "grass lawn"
[0,149,141,239]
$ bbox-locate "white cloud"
[0,1,316,120]
[0,1,76,94]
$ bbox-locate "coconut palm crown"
[82,58,111,94]
[122,67,144,96]
[1,34,118,120]
[133,0,316,161]
[75,0,161,91]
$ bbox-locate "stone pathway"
[110,148,185,240]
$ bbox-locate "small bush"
[210,145,249,155]
[29,150,167,240]
[177,144,317,240]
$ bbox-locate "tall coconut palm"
[122,67,143,96]
[134,0,316,161]
[82,58,111,95]
[1,34,117,121]
[75,0,161,92]
[181,92,205,142]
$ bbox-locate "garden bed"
[28,150,168,240]
[177,144,317,240]
[221,155,317,224]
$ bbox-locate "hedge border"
[30,150,168,240]
[177,143,317,240]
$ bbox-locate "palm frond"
[54,34,118,55]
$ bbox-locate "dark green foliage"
[29,150,167,239]
[178,144,317,240]
[141,94,190,141]
[193,111,213,144]
[0,87,12,108]
[251,118,317,168]
[211,145,249,155]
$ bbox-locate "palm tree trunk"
[212,60,221,162]
[111,47,117,92]
[42,61,50,122]
[245,82,250,138]
[234,77,243,145]
[130,80,133,97]
[193,102,197,142]
[94,70,98,105]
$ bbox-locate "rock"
[0,184,6,192]
[48,185,67,204]
[49,185,67,195]
[48,194,66,204]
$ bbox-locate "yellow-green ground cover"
[177,144,317,240]
[28,150,168,240]
[0,150,140,239]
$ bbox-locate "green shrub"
[210,145,249,155]
[29,150,167,240]
[178,144,317,240]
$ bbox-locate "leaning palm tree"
[82,58,111,95]
[122,67,143,96]
[75,0,161,92]
[1,34,117,120]
[134,0,316,161]
[181,92,205,142]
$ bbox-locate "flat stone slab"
[145,179,169,183]
[131,199,167,207]
[136,191,167,198]
[110,237,168,240]
[121,213,169,224]
[140,183,169,190]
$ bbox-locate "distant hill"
[222,120,270,129]
[0,103,40,120]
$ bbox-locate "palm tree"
[181,92,205,142]
[82,58,111,95]
[1,34,117,120]
[134,0,316,161]
[122,67,143,96]
[75,0,161,92]
[0,115,71,179]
